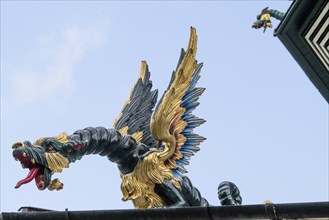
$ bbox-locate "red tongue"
[15,166,41,188]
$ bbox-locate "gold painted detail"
[48,178,64,191]
[12,142,25,149]
[34,132,69,146]
[121,152,180,208]
[131,131,143,143]
[53,132,70,143]
[138,61,148,83]
[118,126,129,134]
[260,14,273,28]
[118,126,144,143]
[264,200,273,204]
[150,27,198,168]
[260,14,271,21]
[45,153,69,172]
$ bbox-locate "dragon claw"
[48,178,64,191]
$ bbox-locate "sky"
[1,0,328,212]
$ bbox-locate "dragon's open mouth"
[13,152,48,190]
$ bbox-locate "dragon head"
[12,132,85,191]
[251,7,273,33]
[251,18,273,33]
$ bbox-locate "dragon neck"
[266,9,285,21]
[67,127,148,174]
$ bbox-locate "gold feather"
[34,132,69,146]
[150,27,198,166]
[118,126,143,143]
[132,131,143,143]
[118,126,129,134]
[45,152,69,173]
[121,153,180,208]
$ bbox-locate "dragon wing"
[150,27,206,179]
[113,61,158,148]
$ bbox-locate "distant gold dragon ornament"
[12,27,242,208]
[252,7,285,33]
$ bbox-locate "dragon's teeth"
[31,159,35,164]
[22,152,27,157]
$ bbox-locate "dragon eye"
[46,146,53,152]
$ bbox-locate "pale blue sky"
[1,1,328,212]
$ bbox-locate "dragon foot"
[48,178,64,191]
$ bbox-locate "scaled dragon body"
[12,27,241,208]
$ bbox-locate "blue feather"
[172,62,206,179]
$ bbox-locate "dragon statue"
[12,27,242,208]
[252,7,285,33]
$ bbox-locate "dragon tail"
[218,181,242,205]
[180,176,209,207]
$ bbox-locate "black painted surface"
[1,202,328,220]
